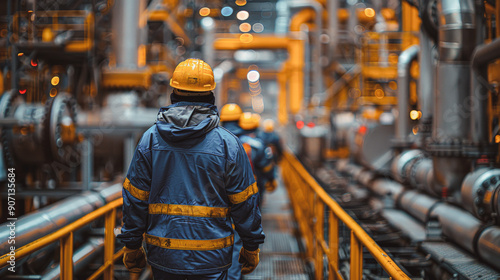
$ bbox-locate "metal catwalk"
[244,172,311,280]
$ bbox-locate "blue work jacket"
[257,130,283,163]
[117,102,265,275]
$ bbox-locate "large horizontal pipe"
[339,162,500,271]
[0,183,121,255]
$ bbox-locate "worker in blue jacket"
[238,113,276,201]
[257,119,283,164]
[117,59,265,280]
[220,106,274,280]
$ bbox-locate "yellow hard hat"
[220,103,243,122]
[262,119,275,133]
[239,112,261,130]
[170,58,216,94]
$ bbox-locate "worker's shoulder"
[215,126,241,145]
[136,125,159,150]
[211,126,246,160]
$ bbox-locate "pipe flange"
[462,168,500,221]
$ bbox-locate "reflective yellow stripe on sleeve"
[149,204,230,218]
[123,178,150,201]
[145,234,234,250]
[228,182,258,204]
[262,162,274,173]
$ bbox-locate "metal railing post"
[60,232,74,279]
[104,208,117,279]
[314,201,324,280]
[350,231,363,280]
[328,210,339,280]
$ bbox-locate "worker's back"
[118,102,265,275]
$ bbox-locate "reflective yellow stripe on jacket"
[149,204,230,218]
[228,182,258,204]
[123,178,150,201]
[145,234,234,250]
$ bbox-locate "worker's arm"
[227,144,265,251]
[117,145,152,250]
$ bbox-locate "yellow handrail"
[281,152,411,280]
[0,198,124,280]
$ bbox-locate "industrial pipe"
[470,37,500,145]
[289,1,323,97]
[41,238,104,280]
[327,0,339,61]
[0,183,121,255]
[418,27,436,133]
[395,45,419,146]
[431,0,476,199]
[111,0,146,69]
[338,162,500,271]
[213,60,235,109]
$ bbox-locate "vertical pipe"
[201,17,215,69]
[123,134,135,173]
[289,1,323,96]
[395,45,419,145]
[327,0,339,61]
[82,138,93,190]
[432,0,476,198]
[470,37,500,144]
[112,0,145,69]
[213,60,234,110]
[278,63,288,125]
[418,30,435,129]
[497,0,500,38]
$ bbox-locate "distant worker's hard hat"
[170,58,216,94]
[263,119,275,133]
[239,112,261,130]
[220,103,243,122]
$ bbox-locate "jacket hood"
[156,102,219,142]
[221,121,245,137]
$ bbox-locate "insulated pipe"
[0,183,121,255]
[430,203,483,254]
[395,45,419,145]
[344,162,500,271]
[470,37,500,144]
[432,0,476,199]
[289,1,323,97]
[41,238,104,280]
[111,0,146,69]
